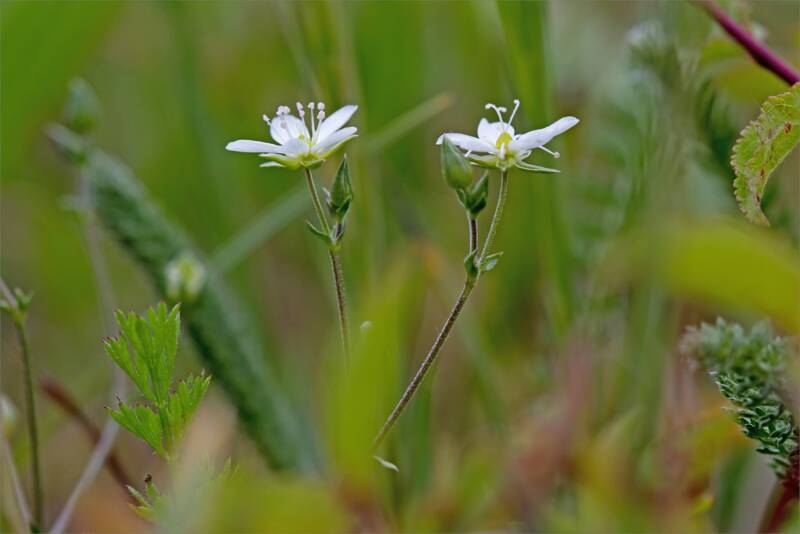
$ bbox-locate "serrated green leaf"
[164,372,211,446]
[110,401,167,458]
[681,319,798,478]
[732,84,800,226]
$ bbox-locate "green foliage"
[49,97,316,470]
[106,303,211,460]
[732,84,800,226]
[129,461,236,523]
[681,319,798,478]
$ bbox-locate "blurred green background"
[1,0,799,531]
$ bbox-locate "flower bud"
[1,394,18,437]
[441,137,472,190]
[63,78,101,135]
[165,252,206,304]
[327,156,353,222]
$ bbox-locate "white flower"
[226,102,358,170]
[436,100,579,172]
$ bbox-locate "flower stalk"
[372,170,509,451]
[303,167,351,361]
[0,278,43,529]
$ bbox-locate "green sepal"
[441,137,473,190]
[457,172,489,216]
[464,249,479,280]
[327,156,353,222]
[515,161,560,174]
[480,251,503,273]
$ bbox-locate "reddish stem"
[699,0,799,85]
[39,378,133,492]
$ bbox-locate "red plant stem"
[39,378,133,492]
[699,0,799,85]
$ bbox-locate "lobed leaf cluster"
[681,319,798,478]
[106,303,211,460]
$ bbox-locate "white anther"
[317,110,325,122]
[485,103,507,126]
[296,102,305,116]
[508,99,521,125]
[262,114,271,124]
[317,102,325,111]
[539,146,560,158]
[308,102,315,110]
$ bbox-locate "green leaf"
[83,145,316,470]
[681,319,798,479]
[463,249,479,280]
[480,251,503,273]
[163,372,212,446]
[732,84,800,226]
[109,401,167,458]
[304,220,332,247]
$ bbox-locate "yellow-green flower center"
[495,131,513,149]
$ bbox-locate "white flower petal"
[314,104,357,143]
[313,126,357,155]
[436,133,495,154]
[281,138,310,157]
[270,114,309,144]
[508,116,579,152]
[259,161,285,168]
[477,119,513,145]
[226,140,285,153]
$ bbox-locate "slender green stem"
[15,322,43,529]
[303,167,351,361]
[372,276,475,451]
[479,170,509,262]
[372,171,510,450]
[303,167,332,235]
[0,279,43,528]
[468,215,479,255]
[328,249,351,361]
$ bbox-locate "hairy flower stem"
[303,167,350,361]
[372,171,509,450]
[0,279,43,528]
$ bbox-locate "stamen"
[485,102,508,130]
[539,145,560,158]
[296,102,305,117]
[507,99,521,125]
[308,102,315,110]
[317,102,325,111]
[317,109,325,123]
[262,114,271,125]
[498,144,506,160]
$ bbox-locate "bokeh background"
[1,1,799,532]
